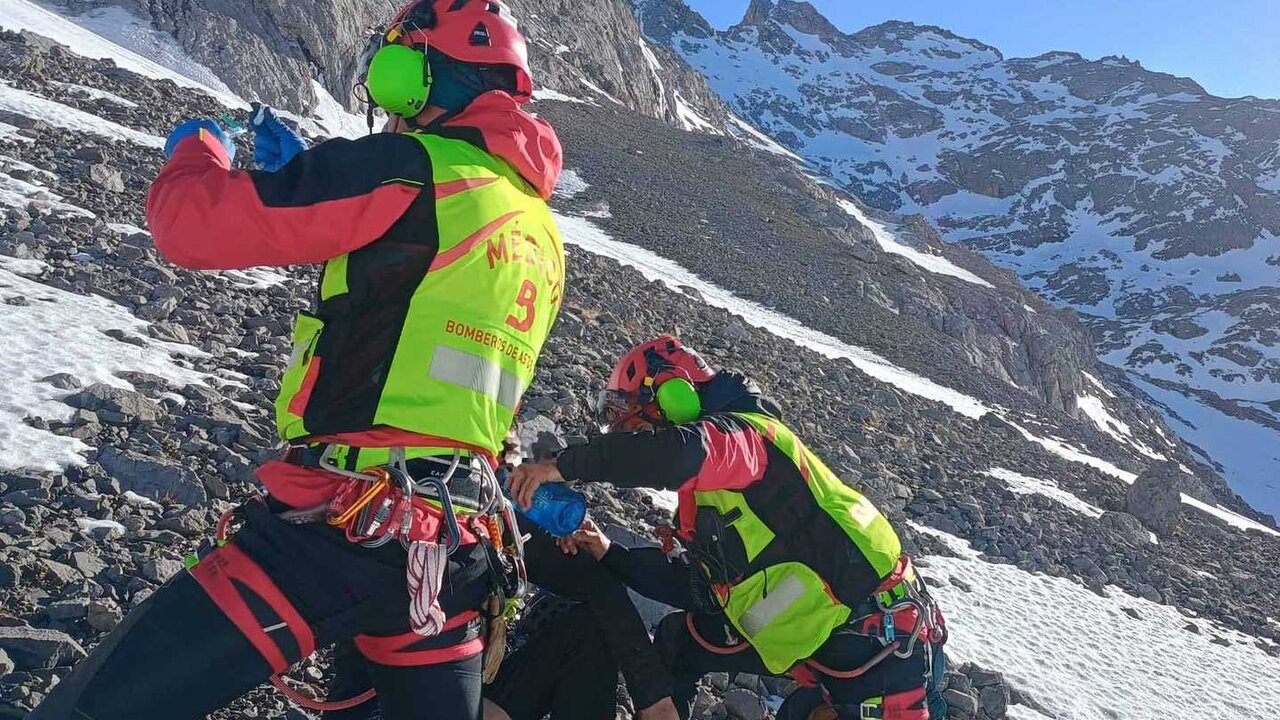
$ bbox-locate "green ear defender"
[655,378,702,425]
[366,43,432,119]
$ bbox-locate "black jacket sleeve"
[555,425,708,491]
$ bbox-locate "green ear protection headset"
[362,20,435,120]
[644,348,703,425]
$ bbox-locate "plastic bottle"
[500,468,587,537]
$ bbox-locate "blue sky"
[686,0,1280,99]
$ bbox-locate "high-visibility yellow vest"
[275,132,564,456]
[692,412,902,672]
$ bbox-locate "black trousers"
[28,500,493,720]
[325,601,620,720]
[324,524,675,720]
[604,545,944,720]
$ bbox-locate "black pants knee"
[655,612,935,720]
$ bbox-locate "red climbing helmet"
[384,0,533,102]
[595,335,717,432]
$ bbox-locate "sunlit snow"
[838,199,993,288]
[0,0,244,108]
[0,79,164,148]
[0,259,210,471]
[913,523,1280,719]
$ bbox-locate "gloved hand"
[164,119,235,163]
[250,104,308,172]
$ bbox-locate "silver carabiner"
[394,451,464,555]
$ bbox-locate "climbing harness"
[192,444,530,713]
[800,556,947,682]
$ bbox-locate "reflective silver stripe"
[429,345,524,409]
[738,573,806,637]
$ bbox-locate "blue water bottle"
[500,468,587,537]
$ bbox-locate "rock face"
[638,0,1280,517]
[89,0,731,133]
[1127,463,1210,533]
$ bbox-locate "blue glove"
[164,119,235,163]
[251,104,308,172]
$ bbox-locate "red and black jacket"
[147,92,561,270]
[556,380,886,602]
[145,92,563,508]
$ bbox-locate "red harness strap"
[354,610,484,667]
[188,544,316,674]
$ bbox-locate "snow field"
[911,523,1280,719]
[0,260,210,471]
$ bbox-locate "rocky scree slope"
[635,0,1280,517]
[2,25,1280,720]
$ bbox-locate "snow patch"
[222,267,289,290]
[0,163,94,218]
[673,91,720,134]
[983,467,1103,518]
[0,79,164,148]
[532,88,594,105]
[0,0,244,108]
[299,81,367,139]
[75,518,125,535]
[641,489,679,513]
[0,254,49,276]
[554,168,590,199]
[911,522,1280,719]
[106,222,148,237]
[1179,495,1279,537]
[0,260,210,471]
[727,115,804,161]
[838,199,993,287]
[1003,417,1137,482]
[47,80,138,108]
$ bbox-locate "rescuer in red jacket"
[30,2,576,719]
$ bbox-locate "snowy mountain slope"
[636,0,1280,518]
[2,9,1279,720]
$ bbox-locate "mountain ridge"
[636,0,1280,517]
